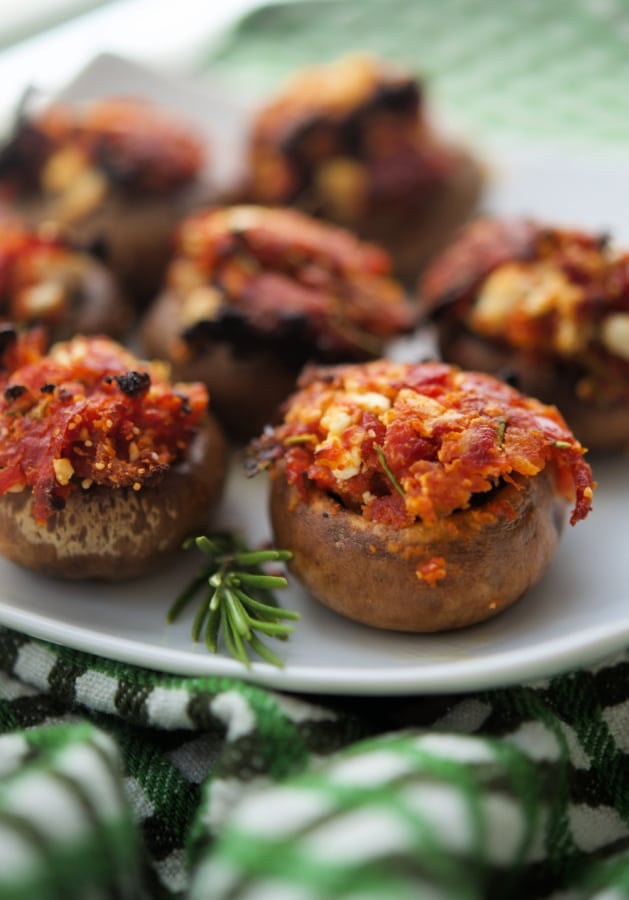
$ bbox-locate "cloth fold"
[0,712,143,900]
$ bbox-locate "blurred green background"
[208,0,629,150]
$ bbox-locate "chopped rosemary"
[552,440,572,449]
[496,418,507,447]
[373,443,405,496]
[283,433,318,446]
[167,532,298,668]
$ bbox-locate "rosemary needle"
[373,443,405,497]
[167,532,298,668]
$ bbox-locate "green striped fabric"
[2,628,629,898]
[207,0,629,151]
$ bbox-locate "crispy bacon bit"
[420,218,538,311]
[169,205,415,359]
[0,333,208,522]
[416,556,447,586]
[249,359,594,528]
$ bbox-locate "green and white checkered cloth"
[2,1,629,897]
[2,628,629,898]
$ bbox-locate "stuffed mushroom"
[0,329,227,579]
[0,217,129,340]
[418,217,629,451]
[140,204,417,439]
[238,53,484,281]
[0,96,209,308]
[247,358,594,632]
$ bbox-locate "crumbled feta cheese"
[601,313,629,361]
[321,405,354,435]
[181,286,222,326]
[53,457,74,486]
[472,262,585,353]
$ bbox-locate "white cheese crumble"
[600,313,629,361]
[53,458,74,486]
[471,262,586,354]
[319,392,391,482]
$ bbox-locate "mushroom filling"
[247,359,594,529]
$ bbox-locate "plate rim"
[1,599,628,695]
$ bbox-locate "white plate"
[0,451,627,696]
[0,54,628,696]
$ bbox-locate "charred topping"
[182,308,378,367]
[248,55,451,212]
[0,326,17,362]
[0,98,204,197]
[104,370,151,397]
[81,234,110,263]
[281,76,421,166]
[171,206,415,360]
[0,117,51,191]
[175,392,192,415]
[4,384,26,402]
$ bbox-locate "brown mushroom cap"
[269,463,567,632]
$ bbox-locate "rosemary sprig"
[167,532,298,668]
